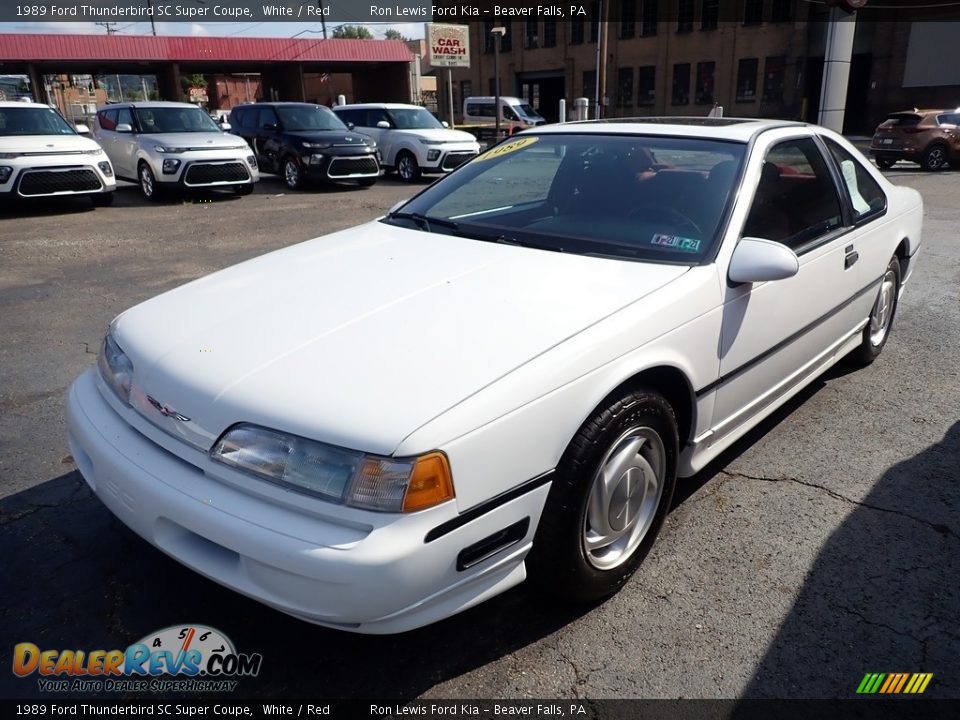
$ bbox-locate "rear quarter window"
[880,114,922,128]
[97,110,117,131]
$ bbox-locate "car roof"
[241,102,330,107]
[100,101,202,109]
[532,117,806,143]
[333,103,422,110]
[0,101,52,108]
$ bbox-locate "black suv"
[229,103,380,189]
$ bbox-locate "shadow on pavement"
[734,420,960,699]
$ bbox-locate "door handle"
[845,250,859,269]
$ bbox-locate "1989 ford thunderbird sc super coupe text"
[67,118,922,633]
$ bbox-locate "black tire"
[137,162,163,201]
[527,389,678,604]
[90,192,114,207]
[396,151,421,182]
[282,156,304,190]
[233,183,254,196]
[851,256,901,366]
[356,177,377,187]
[874,157,895,170]
[921,144,949,171]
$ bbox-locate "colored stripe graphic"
[857,672,932,694]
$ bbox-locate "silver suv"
[94,102,259,200]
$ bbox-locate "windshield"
[0,106,76,136]
[388,107,444,130]
[382,133,746,264]
[515,103,542,120]
[277,105,347,131]
[133,106,222,134]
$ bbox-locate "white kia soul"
[0,101,116,206]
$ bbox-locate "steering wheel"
[628,205,703,237]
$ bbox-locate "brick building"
[444,1,960,134]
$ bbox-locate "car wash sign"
[428,23,470,69]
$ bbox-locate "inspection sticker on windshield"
[477,136,539,161]
[651,234,701,252]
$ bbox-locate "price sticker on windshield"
[477,136,539,161]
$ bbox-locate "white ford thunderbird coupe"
[67,118,922,633]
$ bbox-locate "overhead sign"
[428,23,470,69]
[188,87,208,104]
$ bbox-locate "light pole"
[491,26,506,139]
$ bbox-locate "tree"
[180,73,207,91]
[384,28,410,41]
[331,25,373,39]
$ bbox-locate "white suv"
[0,101,116,206]
[94,102,259,200]
[333,103,479,182]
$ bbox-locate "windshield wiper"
[388,211,459,233]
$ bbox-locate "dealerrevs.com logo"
[12,624,262,693]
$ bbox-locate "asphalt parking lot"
[1,166,958,700]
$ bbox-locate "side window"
[823,138,886,222]
[116,108,133,127]
[257,107,279,129]
[231,108,247,128]
[742,137,843,251]
[369,109,391,127]
[98,109,117,131]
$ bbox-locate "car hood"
[286,130,373,145]
[0,134,101,153]
[138,132,248,149]
[393,128,478,144]
[113,223,687,455]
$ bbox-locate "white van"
[462,96,546,133]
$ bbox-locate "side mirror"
[219,122,232,131]
[376,120,391,129]
[728,237,799,284]
[441,121,450,128]
[74,123,90,134]
[347,122,355,130]
[115,123,133,133]
[262,122,279,131]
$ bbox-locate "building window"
[744,0,764,26]
[525,20,539,48]
[672,63,690,105]
[571,19,585,45]
[621,0,637,38]
[763,55,786,103]
[736,58,758,102]
[583,70,597,104]
[701,0,719,30]
[543,20,557,47]
[483,21,495,54]
[677,0,694,33]
[617,67,634,108]
[589,2,600,43]
[641,0,658,36]
[638,65,656,106]
[695,61,715,104]
[771,0,792,23]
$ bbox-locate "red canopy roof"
[0,33,413,64]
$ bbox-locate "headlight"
[82,148,104,156]
[155,147,187,154]
[211,424,454,513]
[302,141,332,149]
[418,139,445,146]
[97,161,113,176]
[0,166,12,183]
[246,154,257,168]
[161,159,181,174]
[97,332,134,405]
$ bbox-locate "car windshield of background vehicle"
[388,107,444,130]
[0,107,76,136]
[384,133,746,264]
[277,105,346,131]
[133,107,221,134]
[516,104,541,120]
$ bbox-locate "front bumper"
[420,147,480,174]
[300,150,380,181]
[0,162,116,198]
[153,155,259,188]
[66,368,546,633]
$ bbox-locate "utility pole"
[146,1,157,36]
[318,1,327,38]
[491,26,506,139]
[95,22,117,34]
[598,2,609,119]
[593,0,602,119]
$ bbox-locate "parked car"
[67,118,922,634]
[229,102,379,189]
[93,101,259,201]
[333,103,480,182]
[0,101,115,206]
[462,96,547,133]
[870,108,960,170]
